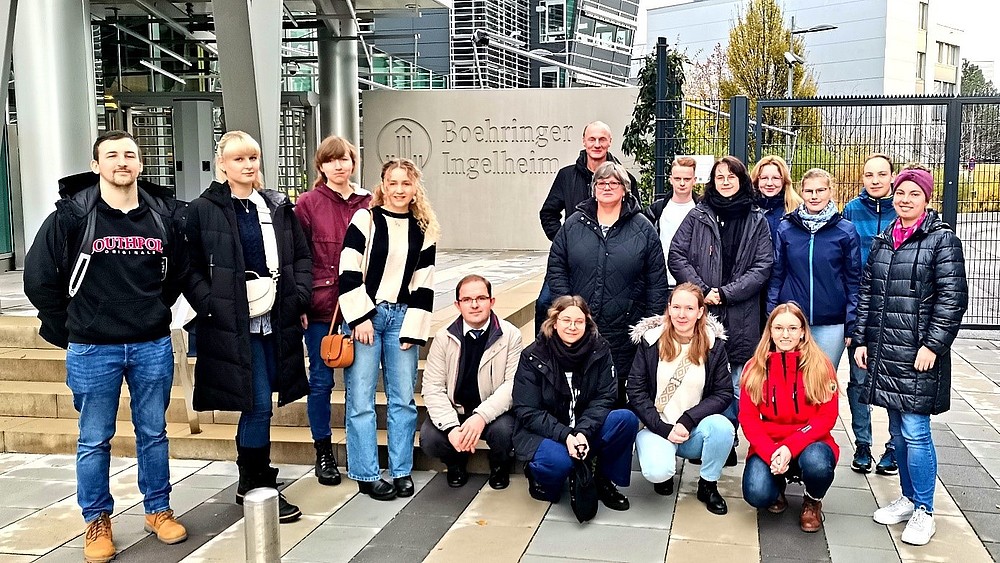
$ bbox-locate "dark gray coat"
[667,203,773,364]
[853,209,968,415]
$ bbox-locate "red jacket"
[294,184,372,322]
[739,351,839,463]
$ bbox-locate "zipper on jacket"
[771,384,778,416]
[808,234,815,325]
[869,242,895,405]
[792,357,800,415]
[876,199,882,232]
[209,253,214,282]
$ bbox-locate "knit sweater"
[338,207,436,345]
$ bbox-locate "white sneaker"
[901,507,936,545]
[873,496,915,525]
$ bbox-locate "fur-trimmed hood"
[629,314,727,347]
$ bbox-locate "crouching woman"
[627,283,734,514]
[513,295,639,511]
[740,302,839,533]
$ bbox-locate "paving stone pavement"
[0,253,998,562]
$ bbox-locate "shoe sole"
[873,513,913,525]
[875,467,899,476]
[84,555,116,563]
[279,510,302,523]
[901,533,934,546]
[143,525,188,545]
[317,476,342,486]
[850,464,872,474]
[800,524,822,533]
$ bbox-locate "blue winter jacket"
[768,212,863,333]
[757,194,786,246]
[841,190,896,266]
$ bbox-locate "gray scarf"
[797,201,838,233]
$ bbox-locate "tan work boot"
[143,509,188,544]
[83,513,115,563]
[800,496,824,532]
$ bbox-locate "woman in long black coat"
[546,162,668,405]
[853,167,967,546]
[185,131,312,523]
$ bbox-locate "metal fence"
[665,94,1000,329]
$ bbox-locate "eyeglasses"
[770,325,803,334]
[458,296,491,305]
[558,317,586,328]
[596,180,623,190]
[801,187,830,196]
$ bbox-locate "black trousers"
[419,411,515,468]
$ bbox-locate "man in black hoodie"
[535,121,640,333]
[24,130,195,563]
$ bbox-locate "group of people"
[23,121,967,563]
[535,122,968,546]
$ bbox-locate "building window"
[540,1,565,42]
[916,51,925,79]
[918,2,928,30]
[937,42,958,66]
[540,67,559,88]
[934,80,957,95]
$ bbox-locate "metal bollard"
[243,487,281,563]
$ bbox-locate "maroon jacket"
[294,183,372,322]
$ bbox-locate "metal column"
[0,0,17,115]
[13,0,97,249]
[318,23,360,145]
[212,0,282,189]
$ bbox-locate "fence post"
[654,37,668,199]
[729,95,749,163]
[942,98,961,227]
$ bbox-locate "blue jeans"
[528,409,639,503]
[66,336,174,522]
[304,321,336,441]
[636,414,734,483]
[237,334,277,448]
[742,442,836,508]
[846,344,898,453]
[889,410,936,512]
[344,302,419,481]
[810,324,845,371]
[723,362,744,431]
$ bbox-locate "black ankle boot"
[262,467,302,523]
[696,477,728,515]
[653,478,674,496]
[524,466,548,502]
[235,446,301,523]
[596,474,629,511]
[314,438,341,486]
[488,460,510,490]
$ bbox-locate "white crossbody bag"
[243,190,280,318]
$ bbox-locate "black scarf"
[545,330,597,380]
[706,186,753,222]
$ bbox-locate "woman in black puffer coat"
[853,167,967,546]
[186,131,312,523]
[546,162,668,405]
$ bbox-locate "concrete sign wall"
[361,87,639,250]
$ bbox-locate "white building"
[645,0,963,96]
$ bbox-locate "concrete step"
[0,380,426,429]
[0,416,490,471]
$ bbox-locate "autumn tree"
[720,0,821,148]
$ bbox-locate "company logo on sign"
[376,118,432,167]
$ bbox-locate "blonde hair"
[741,302,838,406]
[658,283,709,366]
[371,158,441,241]
[313,135,359,189]
[216,131,263,190]
[752,155,802,213]
[800,167,836,203]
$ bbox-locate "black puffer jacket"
[512,334,617,461]
[667,203,773,364]
[539,150,641,241]
[546,195,668,384]
[853,209,968,415]
[185,181,312,412]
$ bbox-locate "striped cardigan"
[338,207,436,345]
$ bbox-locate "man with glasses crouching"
[419,275,523,489]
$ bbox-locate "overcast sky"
[638,0,999,65]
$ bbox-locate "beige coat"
[421,313,523,430]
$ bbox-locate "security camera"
[288,61,300,76]
[784,51,805,65]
